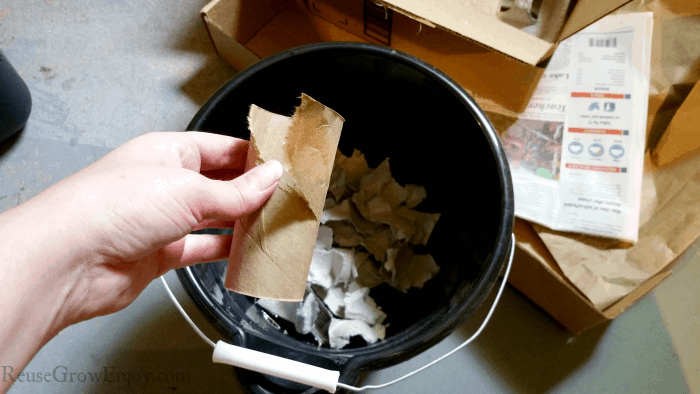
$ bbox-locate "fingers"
[194,160,284,221]
[158,233,233,275]
[185,132,249,172]
[92,132,250,174]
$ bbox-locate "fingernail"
[250,160,284,191]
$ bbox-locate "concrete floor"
[0,0,697,392]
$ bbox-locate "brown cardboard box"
[200,0,632,114]
[200,0,366,72]
[300,0,543,114]
[303,0,638,113]
[511,218,672,334]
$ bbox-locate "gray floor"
[0,0,694,393]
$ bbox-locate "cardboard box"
[200,0,632,114]
[200,0,366,75]
[303,0,638,113]
[511,218,672,334]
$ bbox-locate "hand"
[0,132,283,383]
[56,132,283,322]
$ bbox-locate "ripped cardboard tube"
[225,94,345,301]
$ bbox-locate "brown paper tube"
[225,94,345,301]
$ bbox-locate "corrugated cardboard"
[303,0,543,115]
[200,0,632,113]
[511,218,672,334]
[304,0,634,112]
[226,94,344,301]
[651,81,700,167]
[200,0,366,72]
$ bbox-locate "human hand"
[1,131,282,329]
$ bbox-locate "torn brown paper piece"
[225,94,344,301]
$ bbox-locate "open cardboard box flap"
[378,0,550,65]
[301,0,633,112]
[378,0,632,65]
[652,82,700,167]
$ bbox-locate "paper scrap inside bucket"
[225,94,345,301]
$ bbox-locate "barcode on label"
[589,37,617,47]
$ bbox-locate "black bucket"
[0,50,32,143]
[177,42,514,393]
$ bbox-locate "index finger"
[185,131,249,172]
[76,132,250,179]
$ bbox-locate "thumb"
[198,159,284,220]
